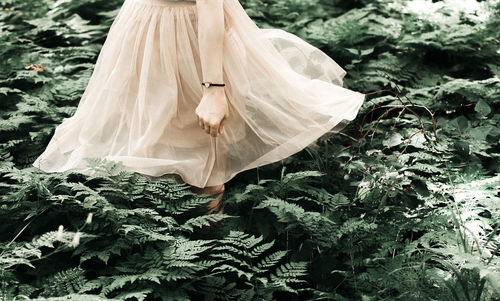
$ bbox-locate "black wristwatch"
[202,82,225,88]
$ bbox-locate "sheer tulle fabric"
[32,0,365,188]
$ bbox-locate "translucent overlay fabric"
[32,0,365,188]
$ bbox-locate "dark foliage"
[0,0,498,300]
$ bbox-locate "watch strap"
[202,82,225,88]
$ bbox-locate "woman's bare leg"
[191,184,225,214]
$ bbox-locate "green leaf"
[383,132,404,148]
[474,100,491,117]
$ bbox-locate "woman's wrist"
[202,81,225,88]
[202,85,225,96]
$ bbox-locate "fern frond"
[41,267,87,297]
[255,250,288,272]
[179,213,231,233]
[249,240,276,258]
[271,261,309,283]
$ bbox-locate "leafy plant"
[1,0,499,300]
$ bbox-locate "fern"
[255,250,288,272]
[179,213,230,233]
[1,0,499,299]
[41,267,87,297]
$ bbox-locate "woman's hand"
[195,88,229,137]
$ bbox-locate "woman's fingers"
[196,114,204,130]
[204,122,211,134]
[197,115,209,133]
[210,124,218,137]
[217,118,225,136]
[196,115,226,137]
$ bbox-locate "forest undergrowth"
[0,0,499,300]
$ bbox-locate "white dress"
[32,0,365,188]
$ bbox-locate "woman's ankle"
[205,191,224,215]
[193,183,225,195]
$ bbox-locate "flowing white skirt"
[32,0,365,188]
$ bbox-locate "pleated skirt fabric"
[32,0,365,188]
